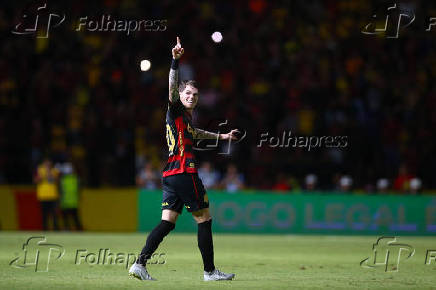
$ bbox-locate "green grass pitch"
[1,232,436,289]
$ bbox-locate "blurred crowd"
[1,0,435,192]
[137,161,423,194]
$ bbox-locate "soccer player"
[129,37,238,281]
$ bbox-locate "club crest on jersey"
[187,123,195,135]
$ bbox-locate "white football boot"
[204,268,235,281]
[128,262,156,281]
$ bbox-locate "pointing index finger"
[176,36,181,46]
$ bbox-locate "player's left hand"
[220,129,240,140]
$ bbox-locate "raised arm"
[169,36,184,103]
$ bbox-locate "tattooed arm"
[192,128,219,140]
[193,128,240,140]
[168,63,179,103]
[169,36,184,103]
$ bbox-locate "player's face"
[180,85,198,110]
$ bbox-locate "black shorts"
[162,173,209,213]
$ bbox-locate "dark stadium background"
[3,3,436,289]
[1,0,435,192]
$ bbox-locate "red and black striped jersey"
[163,99,197,177]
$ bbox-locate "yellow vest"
[36,166,59,201]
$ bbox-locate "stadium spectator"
[338,175,353,192]
[288,176,301,192]
[58,162,82,231]
[198,162,220,189]
[376,178,389,194]
[34,158,60,231]
[304,174,318,191]
[409,178,422,195]
[136,163,160,190]
[272,172,291,192]
[221,164,245,193]
[393,164,414,193]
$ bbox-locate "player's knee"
[162,209,179,223]
[192,209,211,223]
[194,216,210,223]
[162,216,178,224]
